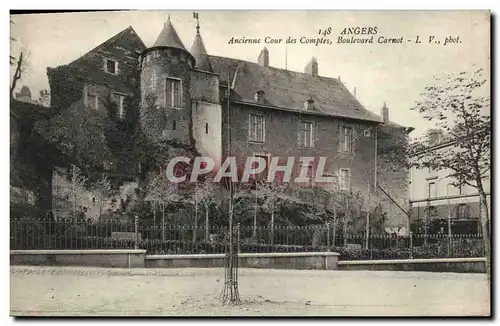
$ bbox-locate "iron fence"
[10,218,485,260]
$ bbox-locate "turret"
[190,15,213,72]
[139,15,195,144]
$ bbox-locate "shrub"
[333,247,411,261]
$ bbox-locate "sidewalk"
[10,267,490,316]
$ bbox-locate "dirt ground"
[10,266,490,316]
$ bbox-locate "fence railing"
[9,218,485,260]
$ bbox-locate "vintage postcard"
[9,10,491,316]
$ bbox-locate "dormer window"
[254,90,265,103]
[304,98,314,110]
[104,58,118,75]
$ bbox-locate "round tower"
[139,15,196,144]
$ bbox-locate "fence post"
[409,231,413,260]
[134,215,139,250]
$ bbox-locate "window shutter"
[164,78,169,107]
[248,114,251,141]
[338,126,343,152]
[351,128,356,152]
[297,123,301,147]
[311,122,315,148]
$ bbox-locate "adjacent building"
[409,130,491,234]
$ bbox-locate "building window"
[86,85,98,110]
[340,126,353,152]
[104,59,118,75]
[165,78,182,108]
[150,70,157,92]
[339,168,350,190]
[427,181,437,199]
[172,120,177,130]
[456,204,469,219]
[111,93,125,119]
[248,114,265,143]
[298,121,314,148]
[205,123,209,134]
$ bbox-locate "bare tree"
[69,165,88,219]
[92,174,112,222]
[410,68,491,281]
[146,169,181,241]
[192,179,217,242]
[254,182,291,244]
[10,19,32,98]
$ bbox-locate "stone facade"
[222,102,377,193]
[45,18,411,228]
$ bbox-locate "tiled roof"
[209,55,382,123]
[191,32,213,72]
[70,26,146,65]
[152,18,188,52]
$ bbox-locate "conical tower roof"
[152,16,188,51]
[191,25,213,72]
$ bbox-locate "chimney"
[305,57,318,76]
[381,101,389,124]
[258,47,269,67]
[353,87,357,98]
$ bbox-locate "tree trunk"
[343,208,349,248]
[270,210,275,245]
[253,192,257,239]
[193,197,198,242]
[332,209,337,247]
[425,200,430,245]
[10,52,22,98]
[205,203,209,242]
[343,197,351,247]
[365,211,370,249]
[153,202,156,239]
[479,190,490,283]
[162,202,165,241]
[98,199,103,223]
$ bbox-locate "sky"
[10,10,490,137]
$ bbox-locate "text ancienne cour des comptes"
[227,27,402,46]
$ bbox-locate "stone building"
[46,15,411,227]
[409,130,491,234]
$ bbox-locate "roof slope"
[152,18,188,51]
[209,55,381,122]
[69,26,146,66]
[191,32,213,72]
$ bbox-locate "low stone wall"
[10,250,146,268]
[338,257,486,273]
[10,250,484,273]
[145,252,340,270]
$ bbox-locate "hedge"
[10,236,484,260]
